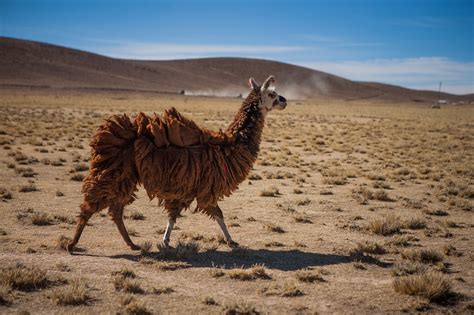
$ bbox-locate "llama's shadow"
[188,248,352,270]
[96,247,391,271]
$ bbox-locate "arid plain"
[0,88,473,314]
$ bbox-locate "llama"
[67,75,287,253]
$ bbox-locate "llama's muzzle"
[278,95,287,109]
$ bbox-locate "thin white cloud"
[300,57,474,94]
[95,41,305,60]
[298,34,382,48]
[298,34,342,43]
[390,16,446,28]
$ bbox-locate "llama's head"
[249,75,287,113]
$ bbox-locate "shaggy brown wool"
[68,89,265,251]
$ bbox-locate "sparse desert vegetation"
[0,89,472,313]
[393,272,452,302]
[0,263,52,291]
[49,279,92,305]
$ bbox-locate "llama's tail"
[81,114,139,214]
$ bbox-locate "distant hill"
[1,37,472,102]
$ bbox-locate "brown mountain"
[1,37,471,102]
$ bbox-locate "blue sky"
[1,0,473,94]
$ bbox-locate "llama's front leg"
[162,217,175,248]
[216,217,239,247]
[161,201,182,248]
[207,205,239,248]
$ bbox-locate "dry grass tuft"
[50,279,91,305]
[247,173,262,180]
[112,268,136,279]
[55,190,64,197]
[120,295,152,315]
[393,272,452,302]
[366,214,403,236]
[30,211,54,226]
[354,241,387,255]
[151,286,174,295]
[0,263,50,291]
[129,211,145,220]
[264,223,285,233]
[353,262,367,270]
[139,241,153,256]
[293,215,312,224]
[279,283,305,297]
[114,276,144,294]
[51,159,64,166]
[128,228,139,237]
[15,167,37,178]
[320,189,333,195]
[19,184,38,192]
[0,187,13,201]
[228,264,271,281]
[352,187,393,203]
[444,245,463,257]
[295,270,325,283]
[423,209,449,216]
[203,296,218,305]
[73,163,89,172]
[223,301,260,315]
[156,240,199,260]
[259,186,280,197]
[260,283,304,297]
[56,235,72,250]
[276,202,296,213]
[405,217,427,229]
[0,287,10,306]
[322,176,347,185]
[373,181,391,189]
[368,173,386,181]
[154,261,192,271]
[293,188,304,194]
[386,235,418,247]
[402,249,444,264]
[392,262,427,276]
[55,262,71,272]
[113,268,142,294]
[373,190,393,201]
[264,241,284,247]
[296,197,311,206]
[53,214,75,224]
[209,268,225,278]
[70,173,85,181]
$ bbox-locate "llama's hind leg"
[67,203,93,254]
[109,203,140,250]
[205,205,239,248]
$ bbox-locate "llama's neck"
[226,91,265,159]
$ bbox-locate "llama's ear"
[262,75,276,90]
[248,77,259,91]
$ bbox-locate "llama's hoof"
[161,240,171,249]
[227,240,240,248]
[129,244,141,251]
[66,243,75,255]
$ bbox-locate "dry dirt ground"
[0,88,473,314]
